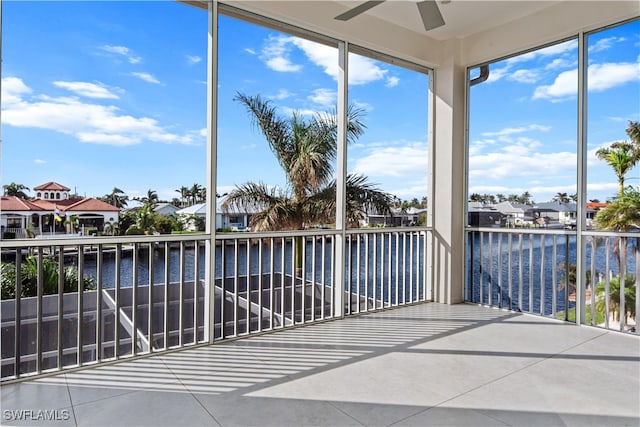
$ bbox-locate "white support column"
[432,42,466,304]
[575,31,587,326]
[204,0,219,343]
[333,40,348,318]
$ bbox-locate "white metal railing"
[466,228,638,334]
[1,228,432,382]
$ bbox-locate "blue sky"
[470,19,640,203]
[1,2,638,205]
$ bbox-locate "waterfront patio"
[2,302,638,426]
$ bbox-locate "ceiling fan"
[335,0,446,32]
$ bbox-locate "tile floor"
[2,303,639,426]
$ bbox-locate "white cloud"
[260,36,387,86]
[469,149,575,181]
[1,77,202,147]
[484,66,510,83]
[484,39,577,84]
[244,48,256,55]
[261,36,302,72]
[545,58,576,70]
[508,69,539,84]
[100,44,141,64]
[1,76,32,104]
[589,36,625,53]
[131,72,161,84]
[481,124,551,138]
[385,76,400,88]
[34,159,46,164]
[308,88,336,107]
[269,89,294,100]
[352,142,428,178]
[533,60,640,101]
[186,55,202,65]
[53,81,120,99]
[507,39,578,65]
[280,106,317,117]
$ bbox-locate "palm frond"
[234,93,293,172]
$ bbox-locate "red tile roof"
[64,198,120,212]
[33,181,71,191]
[33,198,119,212]
[0,196,46,211]
[587,202,608,210]
[4,197,119,213]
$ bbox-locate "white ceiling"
[332,0,560,41]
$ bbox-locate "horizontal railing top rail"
[0,233,211,249]
[467,226,640,238]
[2,226,434,248]
[466,226,576,236]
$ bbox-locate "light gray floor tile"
[72,389,217,427]
[393,406,510,427]
[246,350,541,407]
[330,401,428,427]
[445,354,640,422]
[194,394,362,427]
[0,381,75,427]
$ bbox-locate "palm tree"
[102,187,128,209]
[189,183,203,205]
[553,192,570,203]
[175,186,190,207]
[223,93,392,233]
[3,182,30,199]
[625,120,640,157]
[519,191,532,205]
[596,142,637,198]
[136,189,159,208]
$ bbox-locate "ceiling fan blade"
[335,0,385,21]
[417,0,445,31]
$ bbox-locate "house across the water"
[1,181,120,239]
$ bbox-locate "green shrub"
[1,256,96,299]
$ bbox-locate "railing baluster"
[114,244,121,358]
[36,249,43,374]
[528,235,533,314]
[498,233,503,308]
[194,240,201,342]
[540,234,545,316]
[488,232,493,306]
[589,238,596,325]
[373,233,378,309]
[280,237,285,328]
[178,242,184,346]
[148,243,154,351]
[507,233,512,311]
[258,238,264,330]
[364,233,369,312]
[131,243,137,356]
[163,242,170,349]
[77,245,84,365]
[245,237,250,333]
[310,235,316,322]
[96,245,103,362]
[619,238,627,332]
[518,234,523,312]
[57,247,64,369]
[301,236,307,323]
[233,239,239,336]
[269,237,275,329]
[479,231,484,305]
[14,249,22,378]
[552,235,557,317]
